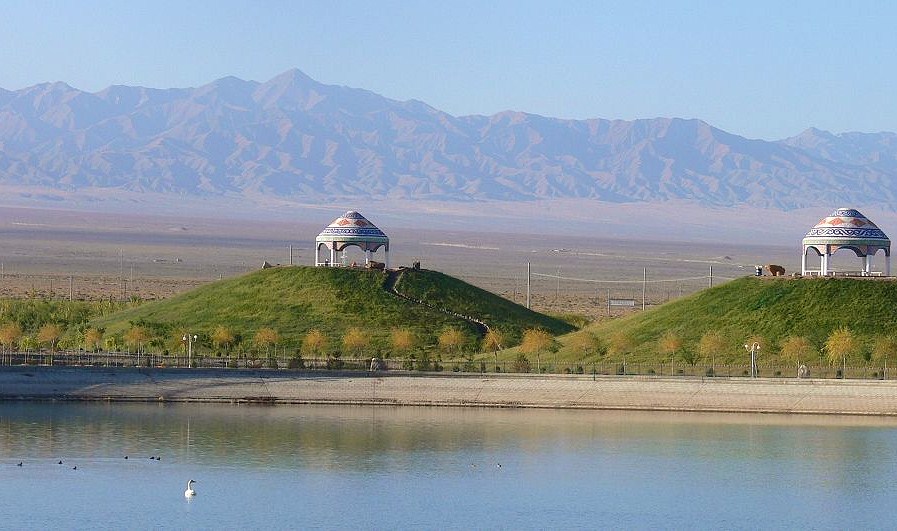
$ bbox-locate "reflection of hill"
[2,402,895,472]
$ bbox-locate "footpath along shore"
[2,366,897,416]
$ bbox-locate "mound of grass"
[92,266,569,354]
[552,277,897,364]
[395,268,575,343]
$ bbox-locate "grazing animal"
[184,479,197,498]
[766,264,786,276]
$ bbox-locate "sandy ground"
[0,206,797,319]
[3,367,897,416]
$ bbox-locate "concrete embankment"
[2,366,897,416]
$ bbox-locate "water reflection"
[3,403,897,529]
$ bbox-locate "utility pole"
[642,268,647,311]
[556,267,560,301]
[526,262,531,309]
[289,244,293,266]
[709,265,713,288]
[69,276,73,301]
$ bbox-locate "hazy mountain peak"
[0,70,896,210]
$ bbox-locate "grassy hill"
[395,269,574,342]
[544,277,897,365]
[92,266,572,354]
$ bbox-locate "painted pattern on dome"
[804,208,889,242]
[317,211,388,240]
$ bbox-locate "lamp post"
[183,334,197,368]
[744,342,760,378]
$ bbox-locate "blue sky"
[0,0,893,139]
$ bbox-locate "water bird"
[124,456,128,460]
[16,462,22,467]
[72,466,77,470]
[184,479,197,498]
[496,463,502,468]
[58,460,63,465]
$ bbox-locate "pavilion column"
[887,253,892,277]
[821,249,829,276]
[385,247,390,269]
[315,245,320,266]
[330,245,336,266]
[801,248,807,275]
[365,250,372,265]
[865,255,872,275]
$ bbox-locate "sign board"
[609,299,636,307]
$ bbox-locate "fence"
[0,350,891,380]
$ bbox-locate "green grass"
[549,277,897,365]
[395,269,575,342]
[92,266,571,353]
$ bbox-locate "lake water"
[1,403,897,530]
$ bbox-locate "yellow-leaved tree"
[825,327,856,378]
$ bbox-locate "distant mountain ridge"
[1,68,895,210]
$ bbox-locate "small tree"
[124,326,149,354]
[608,331,634,371]
[658,331,683,373]
[301,329,328,358]
[0,322,23,356]
[481,328,505,366]
[104,336,119,352]
[825,326,856,378]
[211,325,235,353]
[342,327,368,358]
[254,327,279,357]
[83,327,103,353]
[779,336,814,369]
[37,324,63,352]
[519,328,554,373]
[570,331,606,360]
[124,325,150,365]
[873,335,897,378]
[390,328,416,358]
[698,331,727,373]
[437,328,466,358]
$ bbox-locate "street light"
[744,342,760,378]
[183,334,198,368]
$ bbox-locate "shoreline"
[3,366,897,416]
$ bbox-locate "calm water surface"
[1,402,896,530]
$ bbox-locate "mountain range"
[1,68,895,210]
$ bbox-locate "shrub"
[416,353,431,371]
[287,355,305,369]
[575,365,584,374]
[513,354,531,373]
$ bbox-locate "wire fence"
[0,351,891,381]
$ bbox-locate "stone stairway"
[384,270,489,336]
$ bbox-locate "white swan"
[184,479,197,498]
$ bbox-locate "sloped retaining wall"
[2,367,897,416]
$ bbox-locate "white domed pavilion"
[315,210,390,268]
[801,208,890,276]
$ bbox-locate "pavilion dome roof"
[802,208,890,247]
[315,210,389,243]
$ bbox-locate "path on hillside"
[385,270,489,336]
